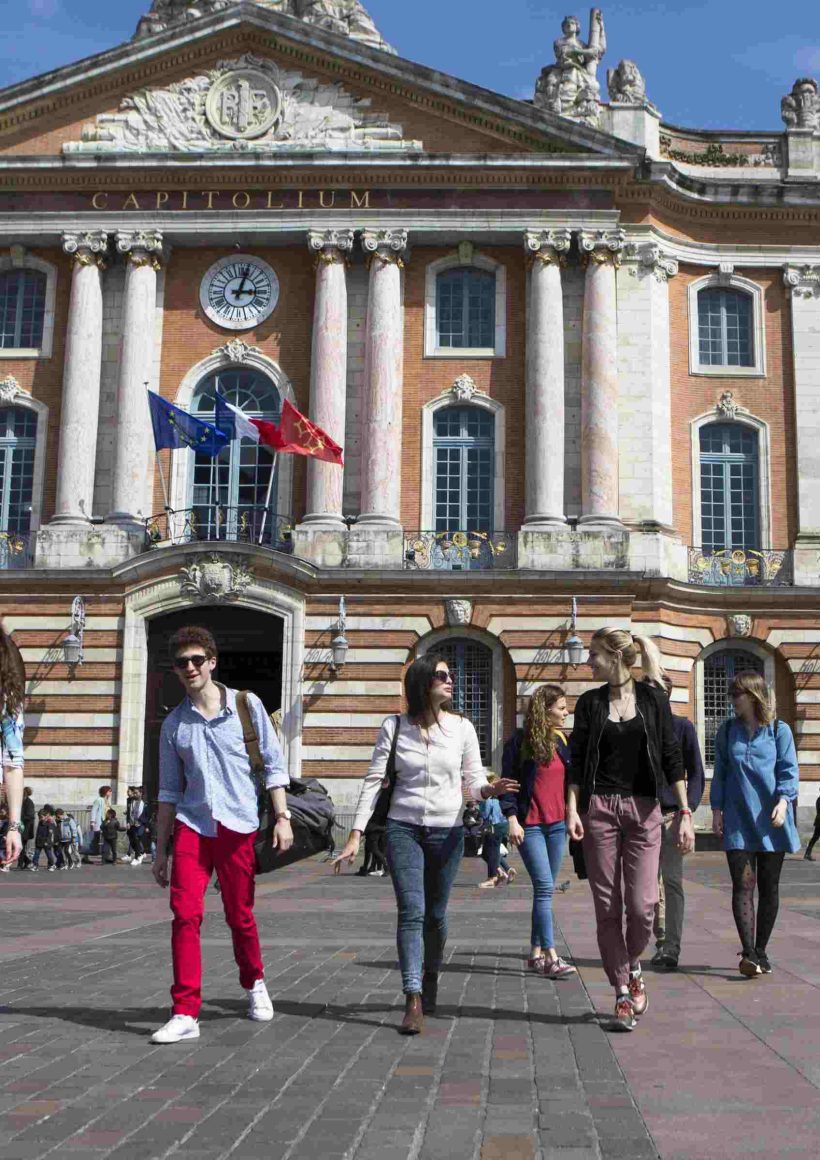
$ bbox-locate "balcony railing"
[0,529,35,569]
[145,506,294,553]
[688,547,793,586]
[404,529,515,571]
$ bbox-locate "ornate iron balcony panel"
[404,530,515,571]
[0,529,34,570]
[688,547,793,586]
[145,506,294,554]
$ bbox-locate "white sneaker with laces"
[246,978,274,1021]
[131,854,144,866]
[150,1014,200,1044]
[120,855,132,863]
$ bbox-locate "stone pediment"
[64,53,421,155]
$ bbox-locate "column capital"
[361,228,408,267]
[524,228,572,265]
[116,230,164,268]
[307,229,354,264]
[622,241,679,282]
[63,230,108,267]
[783,263,820,298]
[578,228,626,267]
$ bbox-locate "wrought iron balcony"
[688,547,793,586]
[0,529,34,570]
[145,506,294,554]
[404,529,515,570]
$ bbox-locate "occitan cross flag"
[252,399,344,466]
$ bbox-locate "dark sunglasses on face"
[432,670,453,684]
[173,654,209,670]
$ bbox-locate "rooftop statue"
[134,0,394,53]
[781,77,820,131]
[535,9,606,127]
[607,59,646,106]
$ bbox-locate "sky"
[0,0,818,131]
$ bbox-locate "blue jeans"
[482,823,510,878]
[385,819,464,993]
[519,821,567,950]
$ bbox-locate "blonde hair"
[590,627,667,686]
[523,683,566,764]
[729,671,774,726]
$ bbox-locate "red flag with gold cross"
[251,399,344,465]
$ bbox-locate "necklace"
[609,682,635,723]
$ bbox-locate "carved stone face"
[562,16,580,36]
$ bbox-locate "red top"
[525,753,566,826]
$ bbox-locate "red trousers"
[169,820,263,1017]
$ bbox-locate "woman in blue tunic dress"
[711,672,800,978]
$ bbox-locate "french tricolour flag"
[214,391,281,450]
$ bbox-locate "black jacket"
[101,818,125,843]
[499,729,570,824]
[568,681,684,814]
[35,819,56,849]
[21,796,35,841]
[659,716,705,813]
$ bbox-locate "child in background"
[32,806,57,872]
[100,808,125,864]
[55,808,78,869]
[67,813,81,869]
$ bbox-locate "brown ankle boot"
[399,992,423,1035]
[421,972,438,1016]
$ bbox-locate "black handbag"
[235,691,335,875]
[365,715,401,832]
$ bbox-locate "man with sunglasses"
[151,626,292,1045]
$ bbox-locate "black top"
[596,715,655,797]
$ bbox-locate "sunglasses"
[432,670,453,684]
[173,654,209,670]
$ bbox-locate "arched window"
[697,287,754,368]
[0,269,47,350]
[436,638,493,764]
[190,368,281,544]
[699,423,759,553]
[703,648,765,765]
[434,406,495,537]
[0,405,36,568]
[436,268,496,350]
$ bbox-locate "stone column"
[302,229,354,527]
[523,228,571,527]
[52,231,108,525]
[106,231,163,531]
[578,229,625,527]
[358,228,407,528]
[784,265,820,585]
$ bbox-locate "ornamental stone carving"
[716,391,739,419]
[449,374,478,402]
[606,58,648,105]
[781,77,820,131]
[361,228,409,266]
[578,228,626,265]
[445,599,473,627]
[62,231,108,264]
[534,9,606,127]
[179,554,254,604]
[213,338,262,363]
[0,375,22,404]
[67,53,417,154]
[783,264,820,298]
[727,613,752,638]
[307,229,355,262]
[623,242,678,282]
[524,228,572,263]
[116,230,164,256]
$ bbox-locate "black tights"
[726,850,785,955]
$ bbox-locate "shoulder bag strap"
[384,715,401,786]
[236,690,265,777]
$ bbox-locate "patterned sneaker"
[527,956,546,971]
[542,957,577,980]
[755,950,772,975]
[628,971,648,1016]
[739,952,762,978]
[612,995,637,1032]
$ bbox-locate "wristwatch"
[274,810,292,822]
[6,821,24,834]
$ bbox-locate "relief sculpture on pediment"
[64,53,421,154]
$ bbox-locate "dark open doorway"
[142,607,284,803]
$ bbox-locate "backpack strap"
[235,690,265,777]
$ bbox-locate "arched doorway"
[142,607,284,803]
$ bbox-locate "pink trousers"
[169,820,264,1017]
[582,795,662,989]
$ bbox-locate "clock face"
[200,255,279,331]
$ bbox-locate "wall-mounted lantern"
[565,597,585,668]
[329,595,349,675]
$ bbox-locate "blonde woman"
[500,684,575,979]
[711,672,800,978]
[566,628,694,1032]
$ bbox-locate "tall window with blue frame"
[434,406,495,535]
[0,270,46,350]
[697,287,754,368]
[436,638,494,764]
[436,267,496,350]
[190,369,281,544]
[703,649,765,765]
[699,423,759,553]
[0,406,36,568]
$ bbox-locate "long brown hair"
[0,623,26,719]
[729,671,774,727]
[523,684,566,763]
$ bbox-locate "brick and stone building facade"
[1,2,819,818]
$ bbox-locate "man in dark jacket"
[651,676,705,971]
[18,786,35,869]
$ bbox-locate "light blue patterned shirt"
[158,685,288,837]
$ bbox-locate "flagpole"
[258,451,279,546]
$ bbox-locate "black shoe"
[421,972,438,1016]
[739,951,762,978]
[755,950,772,974]
[659,954,679,972]
[805,852,815,861]
[650,948,665,968]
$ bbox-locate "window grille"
[703,649,765,765]
[699,423,759,552]
[436,638,493,764]
[433,406,494,536]
[697,288,753,367]
[0,406,36,534]
[0,270,47,349]
[436,268,496,349]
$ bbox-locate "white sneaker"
[150,1014,200,1044]
[120,855,132,863]
[130,854,144,866]
[246,978,274,1022]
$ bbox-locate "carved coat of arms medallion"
[205,67,282,140]
[179,554,254,604]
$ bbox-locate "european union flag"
[147,391,229,457]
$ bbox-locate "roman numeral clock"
[200,254,279,330]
